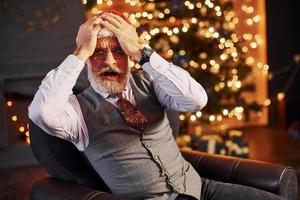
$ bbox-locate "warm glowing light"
[182,27,188,32]
[179,114,185,120]
[164,8,170,14]
[246,19,253,25]
[25,131,30,137]
[235,106,244,113]
[231,52,238,58]
[167,30,173,36]
[159,13,165,18]
[107,0,113,6]
[173,27,179,34]
[190,115,197,121]
[235,81,241,88]
[257,112,263,117]
[263,64,269,71]
[167,49,174,56]
[222,109,229,116]
[250,42,257,49]
[277,93,285,101]
[91,8,98,14]
[263,99,271,106]
[196,111,202,117]
[242,47,248,52]
[184,1,191,6]
[188,4,195,10]
[246,57,254,65]
[12,115,17,121]
[7,101,13,107]
[253,15,261,22]
[19,126,25,132]
[201,63,207,70]
[215,6,221,11]
[26,137,30,144]
[82,0,87,5]
[169,16,176,23]
[199,52,207,59]
[179,50,186,56]
[220,53,228,61]
[209,115,215,122]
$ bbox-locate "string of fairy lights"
[6,100,30,144]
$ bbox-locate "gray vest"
[76,71,202,200]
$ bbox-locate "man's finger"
[105,13,127,26]
[99,19,119,34]
[107,12,131,25]
[101,14,122,29]
[89,17,103,27]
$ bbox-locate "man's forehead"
[96,37,121,49]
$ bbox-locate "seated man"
[28,10,285,200]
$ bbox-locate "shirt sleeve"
[28,55,89,151]
[142,52,208,112]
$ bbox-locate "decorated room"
[0,0,299,199]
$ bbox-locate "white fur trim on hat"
[97,27,115,38]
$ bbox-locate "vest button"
[154,155,159,160]
[146,144,151,148]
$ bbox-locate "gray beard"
[97,79,124,94]
[87,66,129,95]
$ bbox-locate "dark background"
[266,0,300,127]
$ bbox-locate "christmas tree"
[84,0,262,126]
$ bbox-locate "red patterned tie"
[117,94,148,132]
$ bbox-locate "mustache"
[98,64,127,74]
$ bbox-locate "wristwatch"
[138,46,154,66]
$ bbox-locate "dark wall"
[266,0,300,127]
[0,0,85,148]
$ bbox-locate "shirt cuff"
[142,51,170,79]
[58,54,85,75]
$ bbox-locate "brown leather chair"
[29,117,298,200]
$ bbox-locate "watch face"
[144,47,154,57]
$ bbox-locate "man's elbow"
[189,86,208,111]
[28,103,54,128]
[197,91,208,110]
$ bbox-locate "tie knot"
[107,93,121,99]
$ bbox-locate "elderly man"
[29,11,285,200]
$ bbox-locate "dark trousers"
[176,178,286,200]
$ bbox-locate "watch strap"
[138,47,154,66]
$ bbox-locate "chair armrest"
[181,149,298,200]
[31,178,126,200]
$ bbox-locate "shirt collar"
[91,82,131,99]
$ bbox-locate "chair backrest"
[29,119,110,191]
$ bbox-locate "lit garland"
[6,100,30,144]
[83,0,273,125]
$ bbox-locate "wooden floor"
[0,126,299,200]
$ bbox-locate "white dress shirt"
[28,52,207,151]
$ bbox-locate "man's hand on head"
[73,16,102,62]
[99,13,143,63]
